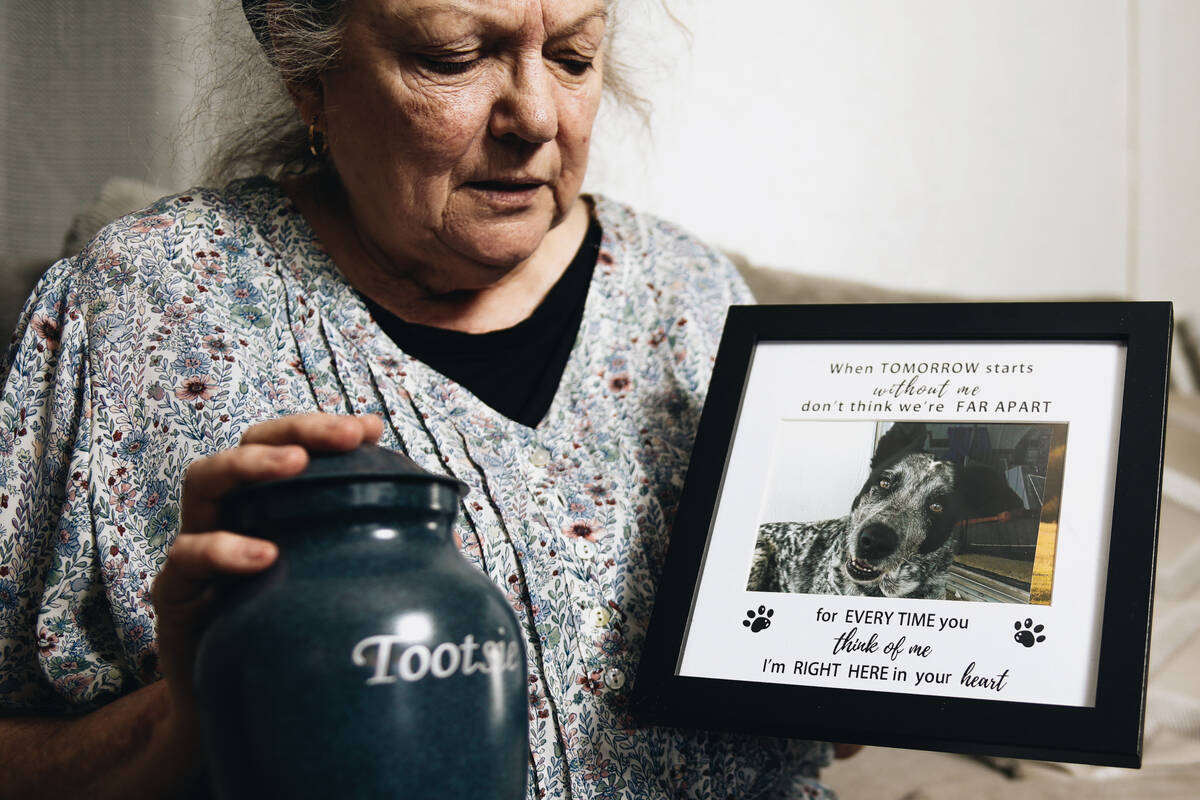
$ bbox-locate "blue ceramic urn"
[193,444,528,799]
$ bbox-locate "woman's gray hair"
[203,0,649,183]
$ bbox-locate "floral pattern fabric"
[0,178,833,799]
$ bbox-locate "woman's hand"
[0,414,384,798]
[152,413,384,726]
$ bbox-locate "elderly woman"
[0,0,844,796]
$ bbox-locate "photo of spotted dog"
[747,422,1025,600]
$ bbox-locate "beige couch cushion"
[730,254,949,304]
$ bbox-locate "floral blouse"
[0,178,833,798]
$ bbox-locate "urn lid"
[224,443,468,511]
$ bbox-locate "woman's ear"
[289,82,324,127]
[291,81,330,158]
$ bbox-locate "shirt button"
[530,448,551,467]
[586,606,611,628]
[603,668,626,690]
[574,539,597,560]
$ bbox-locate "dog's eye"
[878,478,892,490]
[929,502,944,514]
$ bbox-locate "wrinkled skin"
[290,0,607,331]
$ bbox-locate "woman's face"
[311,0,606,291]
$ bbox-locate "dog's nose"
[857,524,899,559]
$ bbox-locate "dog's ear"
[917,525,954,555]
[917,463,1023,555]
[871,422,928,468]
[958,464,1024,518]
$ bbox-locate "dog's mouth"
[845,556,883,582]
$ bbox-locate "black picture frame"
[633,302,1172,768]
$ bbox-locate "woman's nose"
[489,55,558,144]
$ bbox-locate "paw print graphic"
[1014,618,1046,648]
[743,606,774,633]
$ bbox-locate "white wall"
[590,0,1197,307]
[759,421,877,523]
[1136,0,1200,306]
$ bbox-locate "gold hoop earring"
[308,121,329,158]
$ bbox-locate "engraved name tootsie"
[351,634,522,685]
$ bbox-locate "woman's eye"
[929,502,944,514]
[418,55,480,76]
[555,57,593,76]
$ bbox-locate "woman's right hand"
[0,414,384,797]
[151,413,384,729]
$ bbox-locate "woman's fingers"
[152,532,278,609]
[181,413,383,532]
[152,531,279,711]
[239,412,383,449]
[181,445,307,533]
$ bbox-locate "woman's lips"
[468,180,543,191]
[462,180,547,209]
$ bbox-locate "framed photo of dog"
[633,302,1172,767]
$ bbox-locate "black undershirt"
[361,215,602,428]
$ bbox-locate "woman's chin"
[441,220,555,272]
